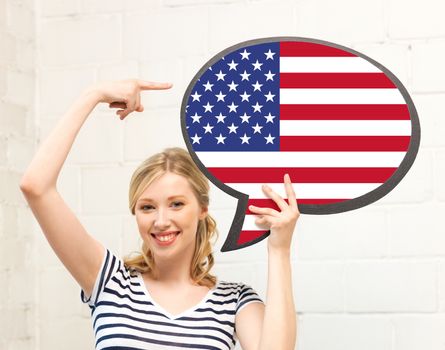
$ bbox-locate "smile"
[151,231,180,246]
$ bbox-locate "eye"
[140,205,154,211]
[171,201,184,208]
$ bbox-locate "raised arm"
[235,174,298,350]
[19,79,172,298]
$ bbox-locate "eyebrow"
[137,195,187,203]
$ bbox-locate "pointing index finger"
[138,80,173,90]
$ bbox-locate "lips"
[151,231,180,238]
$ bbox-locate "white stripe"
[196,151,406,167]
[231,182,381,199]
[280,120,411,136]
[243,214,268,231]
[279,57,382,73]
[280,88,405,104]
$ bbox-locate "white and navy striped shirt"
[80,247,264,349]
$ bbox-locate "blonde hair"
[123,147,219,288]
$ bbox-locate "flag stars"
[215,133,226,144]
[227,123,238,134]
[252,81,263,91]
[215,70,226,81]
[265,133,275,144]
[203,102,214,113]
[240,112,251,123]
[264,91,275,102]
[252,123,263,134]
[215,112,227,123]
[227,60,238,71]
[240,70,251,81]
[240,91,251,102]
[240,133,251,144]
[203,122,214,134]
[227,81,239,92]
[252,59,263,71]
[191,133,202,144]
[252,102,263,113]
[203,81,213,91]
[264,112,275,123]
[191,91,201,102]
[191,113,202,123]
[240,49,251,60]
[227,102,238,113]
[264,70,275,81]
[215,91,226,102]
[264,49,276,60]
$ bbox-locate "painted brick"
[0,170,26,205]
[375,148,433,205]
[5,70,34,106]
[412,40,445,92]
[97,61,139,81]
[0,101,27,136]
[123,107,184,161]
[123,9,207,61]
[40,15,121,66]
[412,93,445,148]
[345,260,436,312]
[296,0,385,45]
[388,0,445,39]
[6,135,35,172]
[6,2,35,41]
[0,32,16,65]
[392,315,445,350]
[79,214,122,255]
[39,67,95,115]
[436,150,445,201]
[298,315,392,350]
[40,0,80,17]
[40,316,95,349]
[297,207,387,259]
[389,203,445,256]
[440,260,445,312]
[81,165,131,214]
[209,2,296,54]
[293,262,344,312]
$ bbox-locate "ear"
[199,206,208,220]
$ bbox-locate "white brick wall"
[1,0,444,349]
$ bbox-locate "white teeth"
[156,233,177,242]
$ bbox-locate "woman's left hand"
[248,173,300,252]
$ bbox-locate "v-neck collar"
[137,272,219,320]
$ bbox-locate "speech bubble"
[181,37,420,252]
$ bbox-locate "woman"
[19,79,298,350]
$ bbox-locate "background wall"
[1,0,444,349]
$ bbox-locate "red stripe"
[238,230,269,244]
[280,41,356,57]
[280,136,411,152]
[245,198,348,215]
[280,104,410,120]
[207,167,397,183]
[280,73,396,88]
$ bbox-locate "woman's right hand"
[87,79,173,120]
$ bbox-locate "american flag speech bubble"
[181,37,420,252]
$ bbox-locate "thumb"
[138,80,173,90]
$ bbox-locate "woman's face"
[135,171,207,261]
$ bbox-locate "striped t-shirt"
[80,247,264,349]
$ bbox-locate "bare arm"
[20,79,173,297]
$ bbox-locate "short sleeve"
[236,283,264,313]
[80,246,119,308]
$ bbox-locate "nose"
[154,207,171,230]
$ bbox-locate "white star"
[228,102,238,113]
[252,123,263,134]
[264,70,275,81]
[240,133,251,144]
[203,81,213,91]
[240,70,251,81]
[240,91,251,102]
[252,59,263,71]
[215,112,227,123]
[252,102,263,113]
[227,81,239,92]
[264,49,276,60]
[203,122,214,134]
[203,102,214,113]
[227,60,238,70]
[264,91,275,102]
[252,81,263,91]
[240,113,251,123]
[240,49,251,60]
[191,91,201,102]
[215,91,226,102]
[215,70,226,81]
[191,133,201,144]
[191,113,202,123]
[227,123,238,134]
[264,112,275,123]
[265,133,275,144]
[215,133,226,144]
